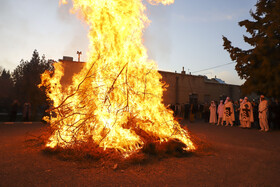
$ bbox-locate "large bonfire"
[40,0,195,157]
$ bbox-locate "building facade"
[160,70,241,105]
[58,56,241,106]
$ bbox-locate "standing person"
[238,99,243,127]
[184,103,189,120]
[176,103,181,117]
[180,103,185,118]
[9,100,19,122]
[189,104,195,123]
[252,99,259,128]
[193,103,198,121]
[175,104,179,116]
[258,95,269,132]
[217,100,224,126]
[270,99,280,129]
[234,100,240,126]
[223,97,235,126]
[240,97,254,128]
[203,102,210,122]
[170,104,175,116]
[23,102,31,121]
[275,99,280,129]
[209,101,217,124]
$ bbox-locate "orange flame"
[40,0,195,156]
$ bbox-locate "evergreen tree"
[12,50,53,120]
[0,69,13,113]
[223,0,280,98]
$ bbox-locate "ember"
[39,0,195,157]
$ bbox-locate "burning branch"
[39,0,195,157]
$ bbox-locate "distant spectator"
[189,104,195,122]
[184,103,190,120]
[233,100,240,126]
[270,99,280,129]
[9,100,19,122]
[180,103,185,118]
[209,101,217,124]
[170,104,175,116]
[198,104,203,119]
[258,95,269,132]
[203,102,210,122]
[23,102,31,121]
[175,103,180,116]
[217,100,224,126]
[240,97,254,128]
[275,99,280,129]
[193,103,198,120]
[252,99,259,128]
[223,97,235,126]
[238,99,244,127]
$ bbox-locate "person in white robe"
[209,101,217,124]
[258,95,269,132]
[238,99,243,127]
[223,97,235,126]
[240,97,254,128]
[217,100,224,126]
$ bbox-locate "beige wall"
[160,70,241,105]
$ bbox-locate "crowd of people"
[170,95,280,132]
[9,100,32,122]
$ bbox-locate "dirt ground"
[0,121,280,186]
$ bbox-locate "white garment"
[217,104,224,118]
[223,101,234,126]
[240,101,253,128]
[259,99,269,131]
[209,104,217,123]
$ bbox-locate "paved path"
[0,121,279,186]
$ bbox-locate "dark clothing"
[9,101,19,122]
[23,102,31,121]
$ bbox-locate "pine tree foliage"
[223,0,280,98]
[12,50,53,117]
[0,69,13,112]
